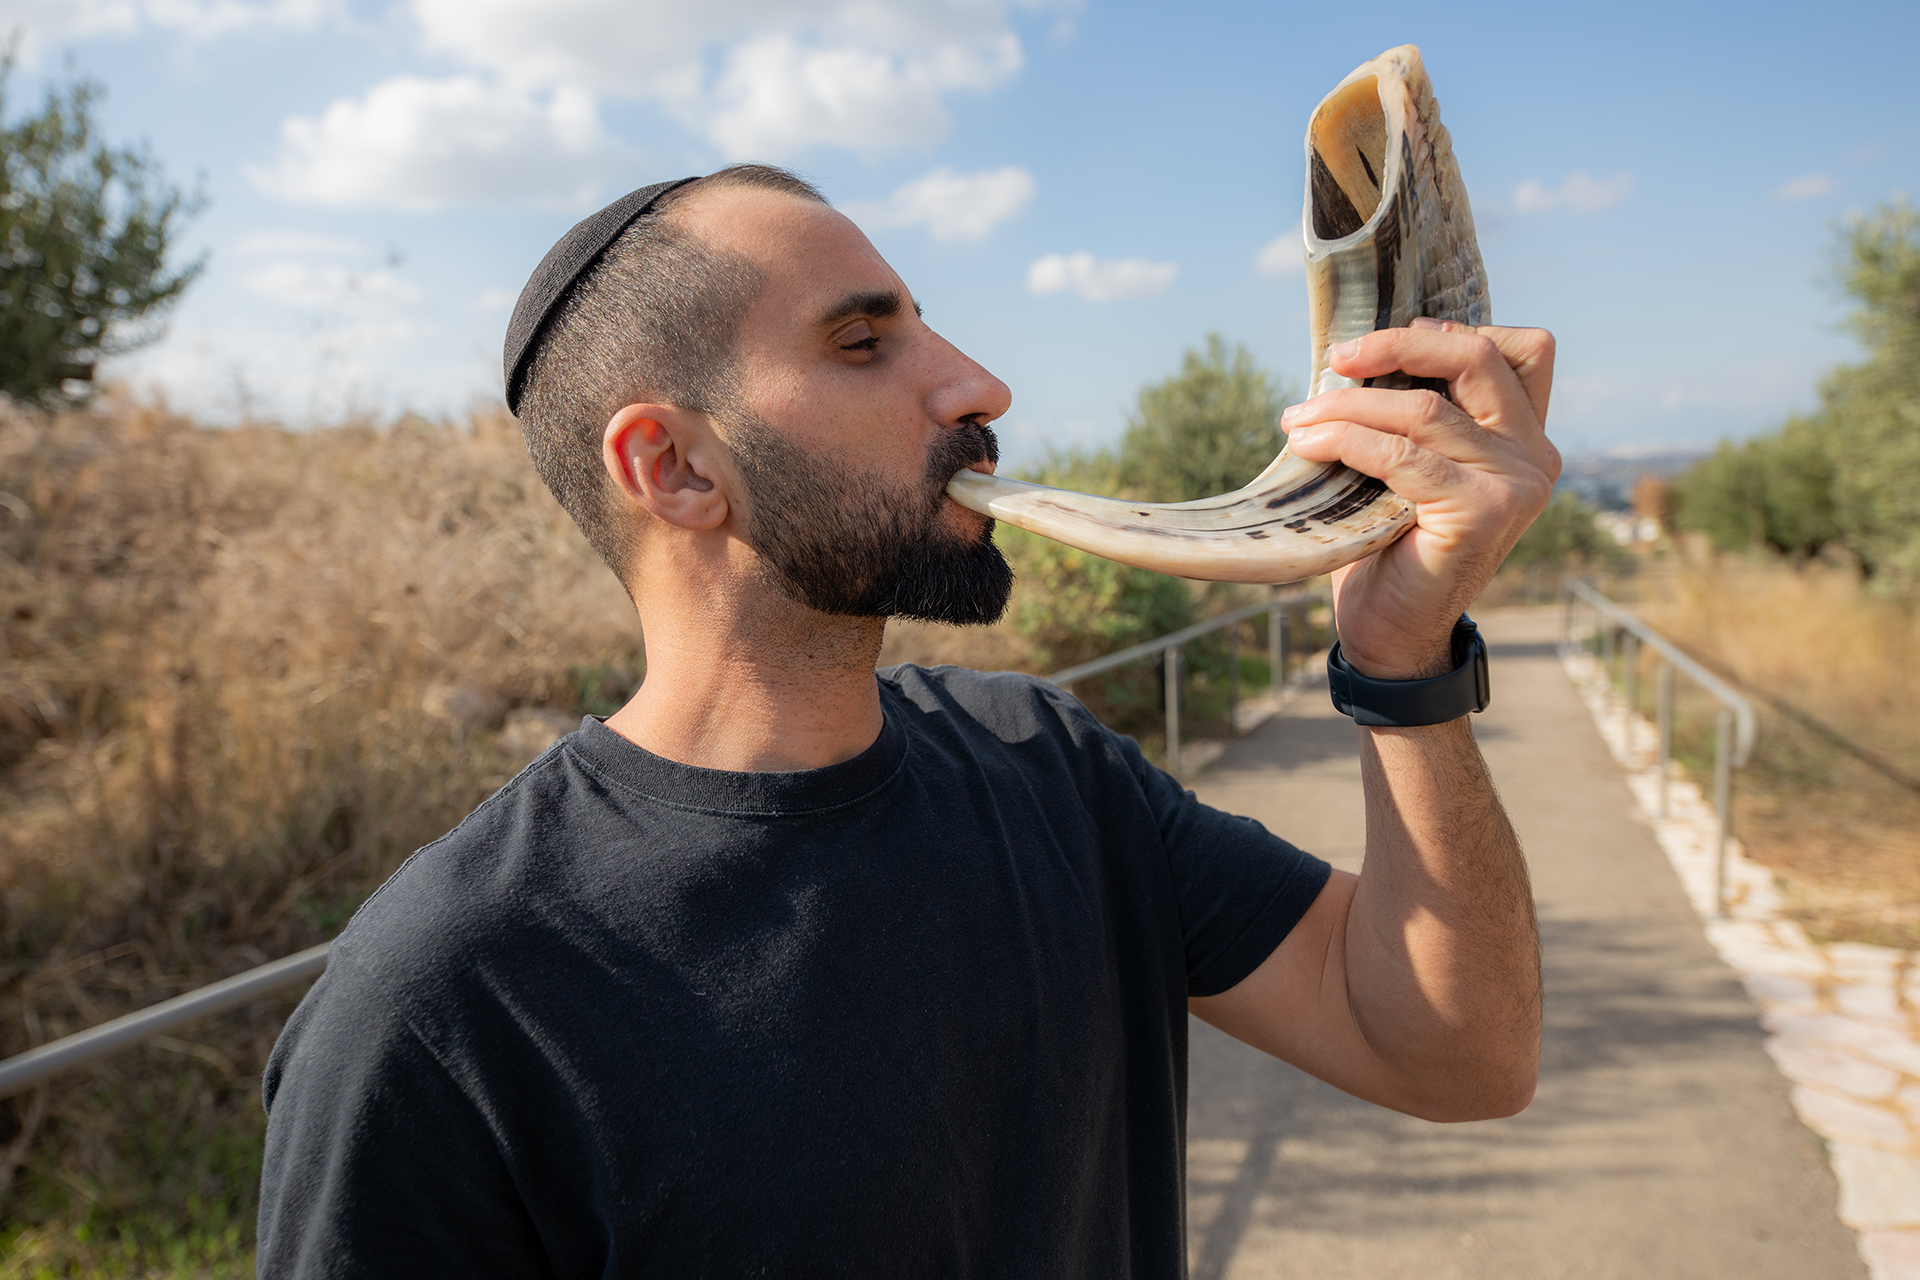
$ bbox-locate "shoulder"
[878,663,1105,745]
[876,662,1153,798]
[322,740,589,1011]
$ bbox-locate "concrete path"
[1183,606,1864,1279]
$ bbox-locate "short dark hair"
[516,164,827,585]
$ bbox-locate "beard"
[726,410,1014,626]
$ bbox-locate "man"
[258,163,1555,1277]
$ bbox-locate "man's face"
[682,187,1017,625]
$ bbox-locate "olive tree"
[1821,199,1920,586]
[0,56,202,402]
[1117,333,1290,503]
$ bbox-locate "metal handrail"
[1559,579,1757,916]
[0,944,331,1099]
[0,586,1330,1098]
[1049,583,1329,773]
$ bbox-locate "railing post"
[1714,707,1734,917]
[1226,623,1240,733]
[1657,662,1673,819]
[1623,632,1639,753]
[1602,622,1616,695]
[1268,586,1284,696]
[1165,644,1183,774]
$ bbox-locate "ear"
[603,403,731,533]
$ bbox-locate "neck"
[606,560,887,773]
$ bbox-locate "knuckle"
[1389,436,1433,475]
[1512,469,1552,516]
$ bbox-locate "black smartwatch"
[1327,614,1490,727]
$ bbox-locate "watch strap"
[1327,615,1490,727]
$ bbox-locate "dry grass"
[1638,556,1920,947]
[0,394,1107,1273]
[0,396,662,1272]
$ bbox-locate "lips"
[924,420,1000,496]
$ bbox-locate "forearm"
[1343,717,1541,1117]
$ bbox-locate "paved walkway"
[1183,607,1864,1279]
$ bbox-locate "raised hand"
[1280,318,1560,680]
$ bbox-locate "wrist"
[1337,642,1455,682]
[1327,616,1490,728]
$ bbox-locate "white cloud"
[407,0,1057,159]
[246,75,620,212]
[242,262,422,312]
[846,165,1035,242]
[1773,173,1838,202]
[142,0,337,38]
[1255,220,1303,276]
[0,0,139,48]
[239,0,1068,211]
[696,29,1021,158]
[1027,252,1176,302]
[477,287,518,312]
[1512,171,1634,215]
[234,231,365,257]
[112,315,441,425]
[0,0,338,56]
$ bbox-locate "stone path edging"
[1564,648,1920,1280]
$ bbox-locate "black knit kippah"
[502,176,703,415]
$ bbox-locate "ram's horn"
[947,43,1489,584]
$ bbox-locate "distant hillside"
[1556,448,1708,511]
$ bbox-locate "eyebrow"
[817,289,923,328]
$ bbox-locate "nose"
[924,328,1012,433]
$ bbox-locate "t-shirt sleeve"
[256,956,551,1279]
[1115,729,1333,998]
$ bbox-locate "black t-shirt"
[257,665,1330,1278]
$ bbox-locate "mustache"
[923,419,1000,490]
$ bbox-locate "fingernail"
[1289,426,1321,448]
[1330,339,1360,360]
[1280,403,1302,426]
[1410,316,1444,330]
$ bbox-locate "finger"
[1282,385,1508,468]
[1283,419,1472,507]
[1328,324,1555,471]
[1348,320,1556,427]
[1452,322,1555,428]
[1437,324,1561,483]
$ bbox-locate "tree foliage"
[1823,199,1920,585]
[1668,419,1839,559]
[1116,333,1289,502]
[0,56,202,402]
[1671,199,1920,589]
[1503,491,1632,570]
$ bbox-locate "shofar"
[947,43,1490,584]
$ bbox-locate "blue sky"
[3,0,1915,467]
